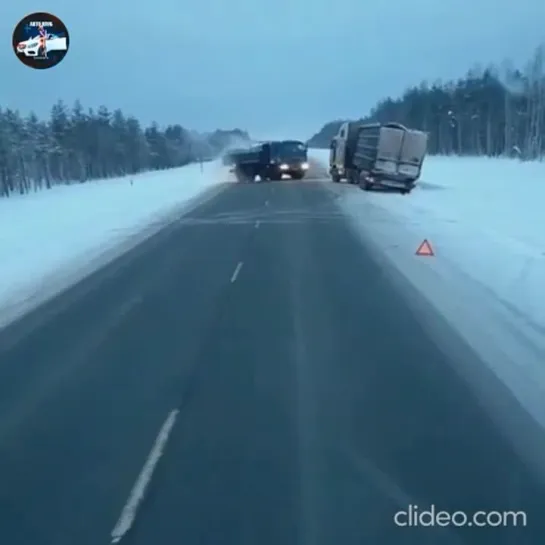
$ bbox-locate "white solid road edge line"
[255,220,260,229]
[110,409,179,544]
[231,261,244,283]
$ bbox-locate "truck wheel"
[362,180,373,191]
[331,172,341,183]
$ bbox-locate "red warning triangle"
[416,239,434,256]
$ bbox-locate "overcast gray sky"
[2,1,544,139]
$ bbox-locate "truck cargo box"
[353,122,428,188]
[222,148,247,165]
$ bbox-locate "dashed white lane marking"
[110,409,179,543]
[255,220,260,229]
[231,261,244,283]
[265,200,269,206]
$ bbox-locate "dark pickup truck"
[229,140,309,182]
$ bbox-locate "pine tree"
[0,100,250,197]
[308,45,545,160]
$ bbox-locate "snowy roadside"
[0,161,230,329]
[310,149,545,428]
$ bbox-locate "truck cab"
[268,140,309,180]
[329,122,360,183]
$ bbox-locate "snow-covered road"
[1,150,544,428]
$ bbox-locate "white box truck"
[329,121,428,194]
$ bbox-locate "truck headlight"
[280,164,289,170]
[301,162,309,169]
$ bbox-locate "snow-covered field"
[0,161,229,328]
[311,149,545,429]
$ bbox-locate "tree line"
[0,99,250,197]
[308,45,545,159]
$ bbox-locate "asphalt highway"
[0,168,544,545]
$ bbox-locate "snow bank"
[311,150,545,327]
[0,161,229,328]
[310,149,545,426]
